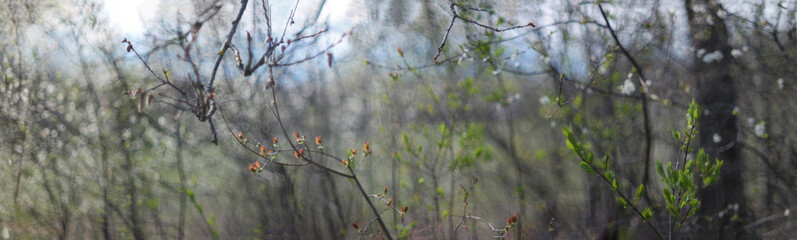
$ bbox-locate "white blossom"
[539,96,551,105]
[754,122,766,137]
[778,78,784,90]
[713,133,722,143]
[693,4,707,13]
[731,49,742,58]
[620,79,636,95]
[748,117,755,126]
[717,9,727,18]
[697,48,706,57]
[785,209,791,216]
[702,50,724,63]
[508,94,522,104]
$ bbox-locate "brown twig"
[434,3,535,61]
[597,4,654,196]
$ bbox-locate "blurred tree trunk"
[175,123,187,240]
[684,0,746,239]
[275,166,299,238]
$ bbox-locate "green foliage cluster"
[563,100,724,238]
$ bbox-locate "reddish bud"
[507,214,518,225]
[237,132,244,139]
[352,223,359,229]
[363,141,371,155]
[326,52,333,68]
[260,145,266,154]
[315,136,322,145]
[266,74,275,90]
[397,47,404,56]
[272,137,278,144]
[350,148,358,155]
[248,162,261,174]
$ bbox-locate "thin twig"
[597,4,654,198]
[433,3,534,61]
[206,0,249,90]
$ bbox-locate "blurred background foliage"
[1,0,796,239]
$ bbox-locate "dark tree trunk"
[684,0,746,239]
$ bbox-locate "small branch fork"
[203,0,250,144]
[229,0,348,80]
[122,39,217,132]
[453,177,477,234]
[434,2,535,61]
[122,0,246,145]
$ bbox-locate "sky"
[101,0,357,38]
[102,0,159,35]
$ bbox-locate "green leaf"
[587,151,594,164]
[685,159,693,171]
[616,195,629,208]
[642,207,653,221]
[634,184,645,206]
[186,189,195,200]
[605,170,616,188]
[663,188,674,205]
[602,154,610,170]
[656,160,666,181]
[208,214,216,226]
[566,139,576,153]
[579,162,594,174]
[418,178,425,185]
